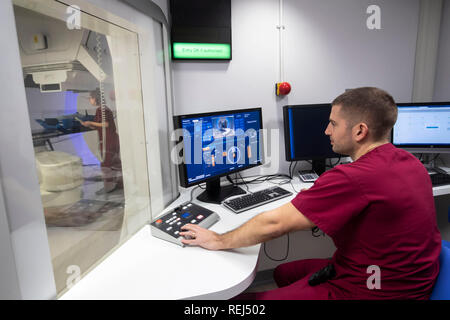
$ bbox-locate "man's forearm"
[181,202,313,250]
[217,211,285,250]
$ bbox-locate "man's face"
[325,104,354,156]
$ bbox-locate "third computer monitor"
[392,102,450,153]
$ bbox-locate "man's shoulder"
[315,165,356,186]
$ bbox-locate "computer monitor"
[392,102,450,153]
[283,104,341,175]
[173,108,263,204]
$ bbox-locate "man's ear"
[353,123,369,142]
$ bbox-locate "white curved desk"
[60,180,303,300]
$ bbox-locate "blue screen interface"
[393,104,450,145]
[180,110,262,184]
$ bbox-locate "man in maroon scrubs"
[180,87,442,300]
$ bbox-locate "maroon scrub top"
[291,143,441,299]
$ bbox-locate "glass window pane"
[13,0,151,296]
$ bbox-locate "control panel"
[150,201,220,247]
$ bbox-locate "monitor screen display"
[174,108,263,187]
[283,104,339,161]
[393,103,450,147]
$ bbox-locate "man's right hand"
[179,224,223,250]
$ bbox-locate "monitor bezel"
[392,101,450,150]
[283,104,341,162]
[173,107,264,188]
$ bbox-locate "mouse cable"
[189,185,205,202]
[263,234,290,262]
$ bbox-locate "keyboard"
[150,202,220,247]
[222,186,293,213]
[430,173,450,186]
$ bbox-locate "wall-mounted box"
[170,0,231,60]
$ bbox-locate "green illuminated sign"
[173,42,231,60]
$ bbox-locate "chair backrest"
[430,240,450,300]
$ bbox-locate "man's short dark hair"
[332,87,398,141]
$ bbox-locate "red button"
[156,219,162,224]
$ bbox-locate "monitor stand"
[197,177,246,204]
[312,159,326,176]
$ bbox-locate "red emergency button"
[156,219,163,224]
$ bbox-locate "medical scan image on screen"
[180,110,262,184]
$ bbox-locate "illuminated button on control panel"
[181,212,191,219]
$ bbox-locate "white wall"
[152,0,169,20]
[171,0,422,271]
[172,0,420,177]
[434,0,450,101]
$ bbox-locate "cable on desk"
[263,234,290,262]
[432,153,441,163]
[289,161,298,179]
[438,156,449,167]
[238,172,251,193]
[289,179,300,194]
[189,185,201,202]
[228,173,292,186]
[226,175,236,187]
[329,156,342,168]
[421,153,441,166]
[287,161,300,193]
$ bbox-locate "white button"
[166,227,172,231]
[172,212,177,216]
[197,215,204,220]
[183,206,188,210]
[187,203,192,207]
[174,231,179,235]
[177,222,182,226]
[191,219,197,224]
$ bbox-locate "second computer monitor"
[283,104,340,174]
